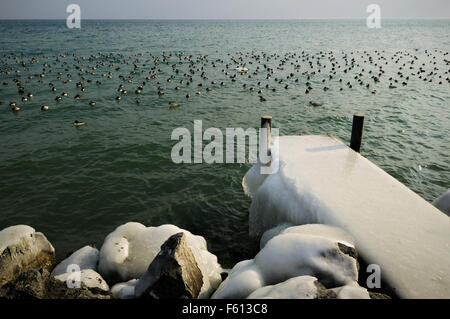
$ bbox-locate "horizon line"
[0,17,449,20]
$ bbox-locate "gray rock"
[135,232,203,299]
[433,188,450,216]
[314,281,338,299]
[0,225,55,287]
[0,268,111,299]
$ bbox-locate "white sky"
[0,0,449,19]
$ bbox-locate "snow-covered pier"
[243,122,450,298]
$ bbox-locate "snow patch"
[52,246,99,276]
[111,279,139,299]
[54,269,109,291]
[0,225,36,253]
[247,275,318,299]
[331,283,370,299]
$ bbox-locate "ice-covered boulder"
[433,188,450,216]
[259,223,293,249]
[54,269,109,291]
[0,225,55,287]
[331,283,370,299]
[51,246,108,293]
[212,260,264,299]
[52,245,99,276]
[0,268,111,299]
[111,279,138,299]
[98,222,222,298]
[247,275,336,299]
[256,232,358,287]
[212,224,358,299]
[135,232,203,299]
[260,223,354,249]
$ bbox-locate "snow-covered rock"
[111,279,138,299]
[0,268,111,299]
[259,223,293,249]
[0,225,55,287]
[433,188,450,216]
[331,283,370,299]
[247,275,334,299]
[212,224,358,299]
[256,232,357,287]
[212,260,264,299]
[98,222,222,298]
[54,269,109,291]
[260,223,354,250]
[52,246,99,276]
[135,232,203,299]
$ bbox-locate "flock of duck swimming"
[0,49,449,126]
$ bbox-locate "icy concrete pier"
[244,134,450,298]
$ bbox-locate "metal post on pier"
[260,116,273,164]
[261,115,272,132]
[350,113,364,153]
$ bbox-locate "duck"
[41,105,49,111]
[169,101,179,108]
[73,120,86,126]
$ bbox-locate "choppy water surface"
[0,20,449,266]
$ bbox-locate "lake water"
[0,19,449,266]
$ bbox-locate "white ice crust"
[52,246,99,276]
[212,224,358,299]
[0,225,36,253]
[247,275,319,299]
[111,279,139,299]
[54,269,109,291]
